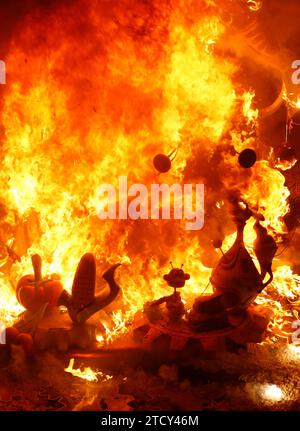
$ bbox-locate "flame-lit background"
[0,0,300,346]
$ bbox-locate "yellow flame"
[282,89,300,110]
[242,91,259,125]
[64,358,112,383]
[275,158,297,171]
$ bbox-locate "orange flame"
[64,358,112,383]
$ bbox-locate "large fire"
[0,0,298,350]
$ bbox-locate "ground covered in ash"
[1,344,300,411]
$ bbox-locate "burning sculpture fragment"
[2,253,121,353]
[133,196,277,357]
[58,254,121,324]
[144,264,190,323]
[16,254,63,312]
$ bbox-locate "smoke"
[0,1,72,55]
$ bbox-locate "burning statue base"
[132,305,271,359]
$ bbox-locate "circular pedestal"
[131,305,271,358]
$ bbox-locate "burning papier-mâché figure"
[9,253,121,352]
[188,196,277,333]
[144,263,190,324]
[133,196,277,357]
